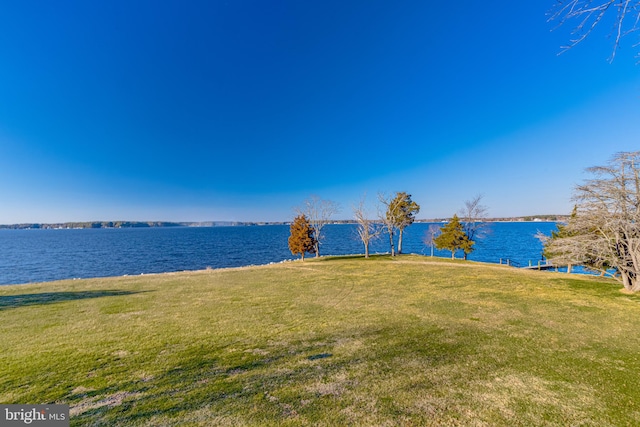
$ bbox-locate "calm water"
[0,222,559,285]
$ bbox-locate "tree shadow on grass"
[0,290,149,311]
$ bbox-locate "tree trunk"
[301,252,305,261]
[451,251,455,260]
[398,229,404,254]
[567,263,572,274]
[463,252,468,260]
[315,241,320,258]
[622,272,640,292]
[388,230,395,256]
[365,242,370,258]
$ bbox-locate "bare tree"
[298,195,340,258]
[535,229,550,253]
[539,206,580,273]
[353,195,382,258]
[423,224,441,257]
[549,0,640,61]
[459,195,490,260]
[545,152,640,291]
[378,193,399,257]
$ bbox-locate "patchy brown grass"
[1,255,639,426]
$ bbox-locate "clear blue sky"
[1,1,638,223]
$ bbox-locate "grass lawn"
[1,255,640,426]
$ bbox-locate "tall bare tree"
[545,152,640,292]
[549,0,640,61]
[459,194,490,260]
[298,195,340,258]
[353,195,382,258]
[378,193,399,257]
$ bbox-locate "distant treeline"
[0,216,563,230]
[0,221,184,230]
[419,215,565,223]
[0,221,291,229]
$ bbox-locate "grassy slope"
[1,255,640,426]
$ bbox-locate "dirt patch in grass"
[306,371,354,397]
[70,391,145,417]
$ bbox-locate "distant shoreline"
[0,216,564,230]
[0,221,289,230]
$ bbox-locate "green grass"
[2,255,640,426]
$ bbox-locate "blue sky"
[1,1,638,223]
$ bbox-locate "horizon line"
[0,215,567,228]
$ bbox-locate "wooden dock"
[521,263,556,271]
[499,259,556,270]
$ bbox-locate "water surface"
[0,222,558,285]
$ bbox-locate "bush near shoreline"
[1,255,639,426]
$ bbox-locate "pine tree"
[433,214,473,259]
[288,214,316,261]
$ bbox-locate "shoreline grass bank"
[1,255,639,426]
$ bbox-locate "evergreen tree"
[288,214,316,261]
[434,214,473,259]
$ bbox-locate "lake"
[0,222,559,285]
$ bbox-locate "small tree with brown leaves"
[288,214,317,261]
